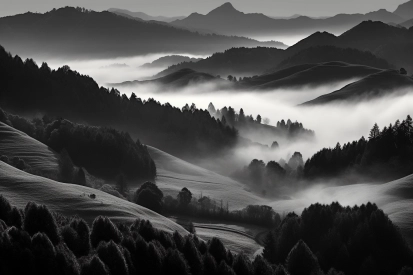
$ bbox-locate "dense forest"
[0,108,156,181]
[0,46,238,160]
[304,116,413,182]
[207,103,315,144]
[0,195,411,275]
[262,202,413,275]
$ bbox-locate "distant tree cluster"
[0,108,156,180]
[304,116,413,182]
[233,153,304,189]
[0,47,238,161]
[263,202,413,275]
[208,103,314,142]
[163,187,281,228]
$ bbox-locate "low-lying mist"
[25,54,413,176]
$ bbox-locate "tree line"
[132,182,281,228]
[304,115,413,182]
[207,103,315,142]
[0,46,238,161]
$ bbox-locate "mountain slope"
[0,122,58,174]
[246,62,383,90]
[401,18,413,28]
[301,70,413,105]
[108,8,185,22]
[394,0,413,20]
[0,7,280,59]
[172,2,404,39]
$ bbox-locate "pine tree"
[369,123,380,140]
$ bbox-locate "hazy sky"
[0,0,407,18]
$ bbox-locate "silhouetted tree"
[90,216,122,248]
[134,182,164,213]
[178,187,193,207]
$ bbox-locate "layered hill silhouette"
[140,55,203,69]
[301,70,413,105]
[123,62,384,91]
[0,7,282,59]
[111,68,225,88]
[394,0,413,20]
[155,44,392,80]
[243,62,383,90]
[171,2,404,39]
[155,47,285,77]
[108,8,185,22]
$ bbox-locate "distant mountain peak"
[208,2,240,15]
[394,0,413,20]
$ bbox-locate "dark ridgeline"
[0,7,281,59]
[107,8,186,22]
[0,108,156,182]
[155,47,285,78]
[111,68,225,89]
[0,195,412,275]
[304,116,413,183]
[171,2,405,38]
[300,69,413,105]
[140,55,203,69]
[0,46,238,161]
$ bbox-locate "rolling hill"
[155,47,285,78]
[147,146,266,210]
[0,122,58,174]
[301,70,413,105]
[0,160,188,234]
[111,68,226,88]
[140,55,203,69]
[0,7,281,59]
[171,2,404,39]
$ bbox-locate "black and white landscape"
[0,0,413,274]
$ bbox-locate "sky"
[0,0,407,18]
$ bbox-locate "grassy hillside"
[147,146,266,210]
[0,160,187,234]
[0,122,58,175]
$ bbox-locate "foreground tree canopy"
[0,195,411,275]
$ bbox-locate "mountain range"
[156,20,413,77]
[140,55,203,69]
[108,8,185,22]
[171,2,408,39]
[0,7,284,59]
